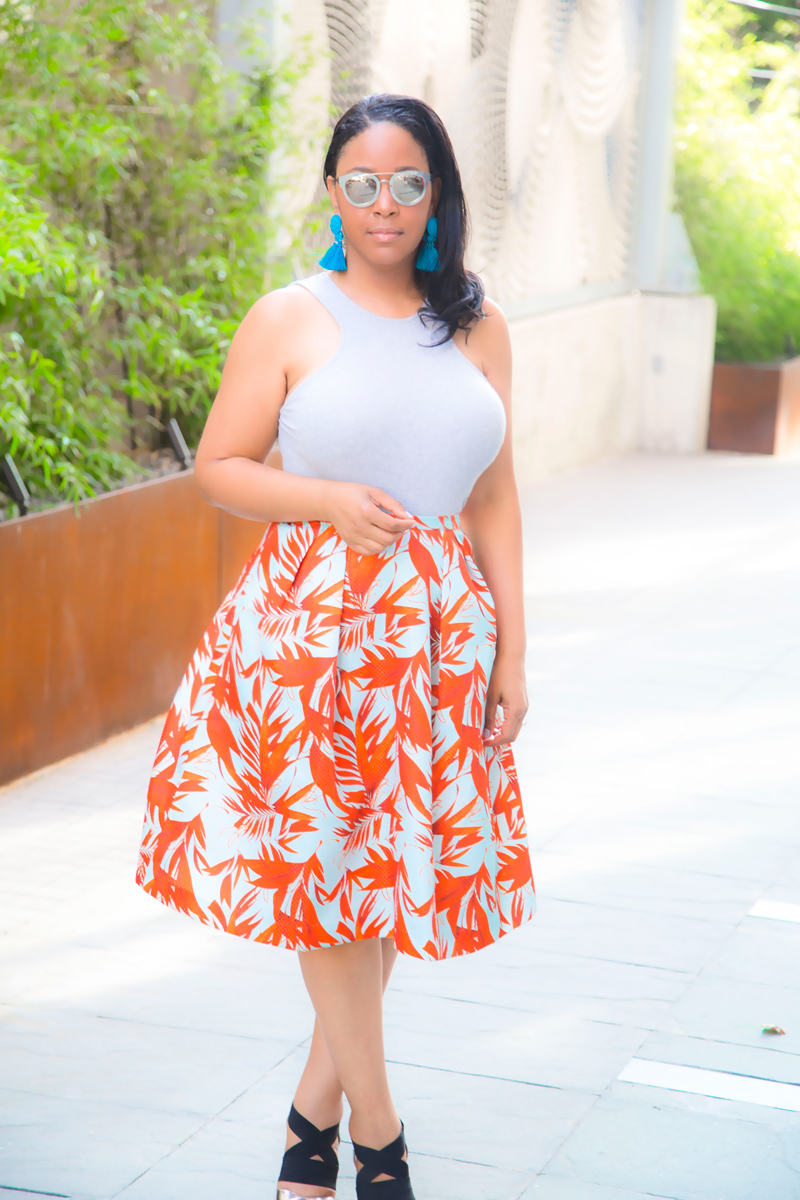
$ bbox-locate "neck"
[331,251,423,318]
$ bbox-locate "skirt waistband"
[275,514,462,532]
[410,514,462,530]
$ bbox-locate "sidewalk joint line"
[384,1057,599,1094]
[0,1188,70,1198]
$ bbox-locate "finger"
[345,522,401,551]
[339,509,407,552]
[499,708,526,746]
[364,526,404,550]
[368,488,414,524]
[347,542,383,556]
[368,510,415,536]
[347,536,393,556]
[368,487,411,517]
[482,695,499,743]
[484,706,525,747]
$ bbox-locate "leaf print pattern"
[136,515,535,960]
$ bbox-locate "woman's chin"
[356,246,417,270]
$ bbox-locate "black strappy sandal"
[276,1104,340,1200]
[352,1123,415,1200]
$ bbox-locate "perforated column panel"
[324,0,371,113]
[464,0,519,281]
[469,0,490,57]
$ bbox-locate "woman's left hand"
[482,654,528,747]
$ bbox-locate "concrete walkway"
[2,452,800,1200]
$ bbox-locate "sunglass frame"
[336,170,431,207]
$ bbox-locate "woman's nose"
[373,179,398,214]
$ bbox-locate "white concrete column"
[638,294,717,453]
[635,0,685,290]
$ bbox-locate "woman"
[136,93,535,1200]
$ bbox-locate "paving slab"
[531,852,761,924]
[759,853,800,908]
[633,1030,800,1087]
[397,945,690,1004]
[541,813,800,887]
[541,1086,800,1200]
[606,1076,800,1129]
[521,1179,677,1200]
[0,1086,204,1200]
[0,1004,298,1113]
[703,919,800,992]
[509,897,734,975]
[658,974,800,1055]
[386,1061,596,1173]
[383,989,648,1093]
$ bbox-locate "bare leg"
[298,938,401,1166]
[279,937,399,1196]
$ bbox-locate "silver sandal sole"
[277,1191,334,1200]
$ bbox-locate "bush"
[0,0,311,518]
[0,151,134,511]
[676,0,800,361]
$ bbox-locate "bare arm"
[193,285,413,555]
[458,301,527,747]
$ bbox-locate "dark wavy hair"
[322,94,484,343]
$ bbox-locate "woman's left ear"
[325,174,339,215]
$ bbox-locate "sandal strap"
[355,1179,414,1200]
[279,1104,340,1191]
[352,1126,414,1200]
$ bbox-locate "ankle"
[350,1117,413,1197]
[279,1103,342,1198]
[349,1109,402,1152]
[289,1094,344,1135]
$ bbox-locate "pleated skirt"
[135,515,535,960]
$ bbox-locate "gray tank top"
[277,272,506,516]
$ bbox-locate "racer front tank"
[278,272,506,515]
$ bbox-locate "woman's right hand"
[323,482,415,555]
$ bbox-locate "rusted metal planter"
[0,471,265,786]
[708,357,800,454]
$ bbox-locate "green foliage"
[675,0,800,361]
[1,156,137,511]
[0,0,311,517]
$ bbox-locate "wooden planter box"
[0,472,265,786]
[709,357,800,454]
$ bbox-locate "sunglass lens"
[391,172,427,205]
[343,175,379,205]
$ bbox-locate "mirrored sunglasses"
[336,170,431,207]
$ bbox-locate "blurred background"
[2,5,800,1199]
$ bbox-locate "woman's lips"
[370,229,402,241]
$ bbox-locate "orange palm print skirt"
[136,515,535,960]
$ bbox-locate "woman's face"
[326,121,440,270]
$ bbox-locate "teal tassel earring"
[415,216,440,271]
[319,214,347,270]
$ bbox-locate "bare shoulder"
[475,297,510,349]
[240,280,322,338]
[453,294,511,383]
[481,296,507,322]
[224,281,336,383]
